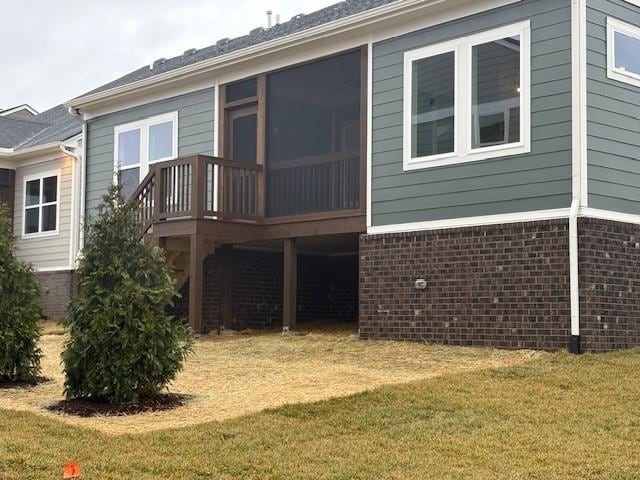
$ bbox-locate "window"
[226,78,257,103]
[114,111,178,198]
[23,172,59,237]
[404,21,530,170]
[607,17,640,88]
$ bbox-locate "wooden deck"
[131,154,365,334]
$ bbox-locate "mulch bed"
[0,376,51,389]
[47,394,190,417]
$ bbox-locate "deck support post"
[189,234,206,334]
[220,245,233,334]
[283,238,298,332]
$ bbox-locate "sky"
[0,0,337,113]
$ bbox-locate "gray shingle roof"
[81,0,401,97]
[0,105,81,151]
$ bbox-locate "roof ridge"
[73,0,401,100]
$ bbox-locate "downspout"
[66,108,87,258]
[60,143,81,268]
[79,120,87,253]
[569,0,586,354]
[569,198,581,354]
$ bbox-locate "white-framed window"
[403,21,531,170]
[607,17,640,88]
[114,111,178,198]
[23,171,60,238]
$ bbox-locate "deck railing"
[132,153,361,234]
[132,155,263,233]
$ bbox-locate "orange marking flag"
[63,461,81,479]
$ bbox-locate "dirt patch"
[0,327,544,435]
[47,394,190,417]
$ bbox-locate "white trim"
[35,266,75,273]
[367,207,640,235]
[0,104,38,117]
[580,207,640,225]
[213,81,220,213]
[402,21,531,171]
[578,0,588,206]
[113,111,179,183]
[0,159,15,169]
[607,17,640,88]
[366,39,373,229]
[78,80,216,121]
[367,207,570,235]
[21,169,61,239]
[67,0,521,116]
[0,142,65,160]
[624,0,640,6]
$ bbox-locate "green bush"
[62,185,192,404]
[0,204,42,383]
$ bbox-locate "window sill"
[607,68,640,88]
[21,230,60,240]
[404,143,530,171]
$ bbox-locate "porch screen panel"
[266,50,361,217]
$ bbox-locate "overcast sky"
[0,0,337,113]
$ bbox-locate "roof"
[0,104,81,150]
[0,104,39,118]
[81,0,401,97]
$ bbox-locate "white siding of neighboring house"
[13,153,75,271]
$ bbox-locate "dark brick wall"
[36,271,76,321]
[231,250,284,330]
[328,254,359,322]
[579,218,640,352]
[171,248,359,332]
[359,220,571,350]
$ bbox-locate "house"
[0,0,633,353]
[0,105,82,320]
[0,104,39,121]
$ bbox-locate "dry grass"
[3,347,640,479]
[0,323,540,435]
[38,320,66,336]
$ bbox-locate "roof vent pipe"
[151,58,167,70]
[266,10,273,29]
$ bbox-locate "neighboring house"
[50,0,640,353]
[0,105,82,320]
[0,104,39,121]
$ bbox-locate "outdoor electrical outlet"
[415,279,427,290]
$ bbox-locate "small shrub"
[0,204,42,383]
[62,185,192,404]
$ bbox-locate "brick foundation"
[579,218,640,352]
[359,220,571,350]
[36,271,76,321]
[171,248,359,332]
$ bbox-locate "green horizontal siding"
[371,0,573,227]
[85,88,215,215]
[586,0,640,214]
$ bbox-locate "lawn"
[2,329,640,479]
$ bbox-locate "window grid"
[23,174,59,237]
